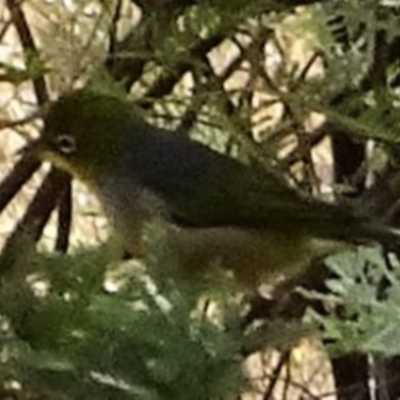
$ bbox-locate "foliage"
[0,224,310,399]
[305,247,400,356]
[0,239,245,400]
[2,0,400,398]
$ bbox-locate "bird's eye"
[55,135,76,155]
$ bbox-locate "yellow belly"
[128,219,343,290]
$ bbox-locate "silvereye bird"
[27,89,399,289]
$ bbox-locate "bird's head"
[28,89,140,183]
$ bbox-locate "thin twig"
[5,0,48,105]
[263,351,291,399]
[141,34,224,106]
[0,16,13,43]
[107,0,123,69]
[0,108,44,132]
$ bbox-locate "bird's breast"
[95,178,166,256]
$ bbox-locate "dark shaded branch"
[0,169,70,278]
[263,351,291,400]
[0,154,41,214]
[0,109,43,130]
[109,0,326,96]
[140,34,225,106]
[55,175,72,252]
[106,0,200,90]
[4,1,75,254]
[0,15,12,43]
[107,0,123,59]
[332,355,370,400]
[105,20,152,91]
[133,0,199,16]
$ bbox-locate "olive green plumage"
[32,89,399,288]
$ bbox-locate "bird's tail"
[303,198,400,251]
[352,222,400,252]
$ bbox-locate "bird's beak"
[16,138,46,159]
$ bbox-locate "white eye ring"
[56,134,76,155]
